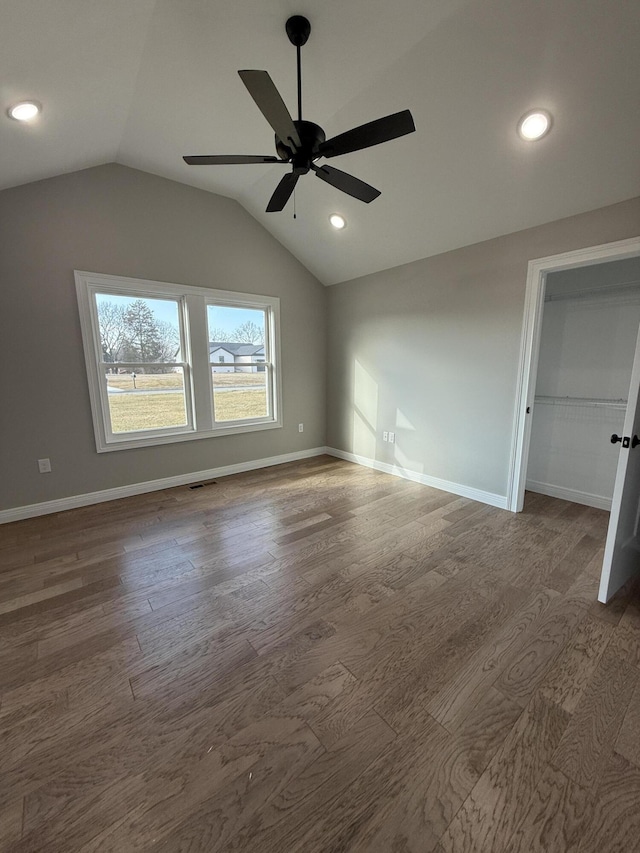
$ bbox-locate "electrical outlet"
[388,432,395,444]
[38,458,52,473]
[298,423,304,432]
[383,431,388,442]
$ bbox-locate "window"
[75,272,281,452]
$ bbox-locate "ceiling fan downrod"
[285,16,310,122]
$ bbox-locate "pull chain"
[293,188,297,220]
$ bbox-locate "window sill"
[96,419,282,453]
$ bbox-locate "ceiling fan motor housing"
[276,119,326,171]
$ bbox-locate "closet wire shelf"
[534,395,628,410]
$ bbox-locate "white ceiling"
[2,0,639,285]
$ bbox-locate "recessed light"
[7,101,41,122]
[329,214,346,230]
[517,109,552,141]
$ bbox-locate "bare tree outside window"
[156,320,181,362]
[97,301,127,369]
[209,327,231,341]
[233,320,264,344]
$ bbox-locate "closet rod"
[545,278,640,302]
[534,395,627,409]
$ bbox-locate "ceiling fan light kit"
[183,15,416,213]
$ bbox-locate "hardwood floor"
[1,456,639,852]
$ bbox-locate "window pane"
[207,304,268,422]
[106,369,188,433]
[96,293,182,364]
[211,368,268,422]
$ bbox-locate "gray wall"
[0,164,327,511]
[326,197,640,499]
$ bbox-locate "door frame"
[507,235,640,513]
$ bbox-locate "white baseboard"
[1,445,511,525]
[325,447,508,510]
[526,479,612,511]
[0,447,328,525]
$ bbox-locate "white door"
[599,325,640,602]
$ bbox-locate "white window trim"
[75,271,282,453]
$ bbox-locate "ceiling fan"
[183,15,416,213]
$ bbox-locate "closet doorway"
[527,256,640,511]
[508,236,640,602]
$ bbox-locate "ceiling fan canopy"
[183,15,416,213]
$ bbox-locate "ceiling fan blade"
[319,109,415,159]
[183,155,284,165]
[266,172,299,212]
[312,164,381,203]
[238,70,301,150]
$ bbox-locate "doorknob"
[611,434,632,447]
[611,434,637,448]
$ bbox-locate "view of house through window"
[96,293,188,434]
[207,305,269,422]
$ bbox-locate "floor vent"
[188,480,218,490]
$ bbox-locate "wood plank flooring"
[1,456,639,852]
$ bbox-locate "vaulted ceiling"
[2,0,639,285]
